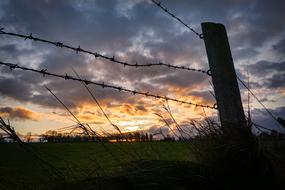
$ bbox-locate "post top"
[201,22,225,28]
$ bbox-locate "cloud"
[248,60,285,89]
[273,38,285,55]
[150,71,207,89]
[188,90,215,105]
[119,103,149,116]
[1,0,284,105]
[0,106,42,121]
[0,0,284,133]
[251,106,285,132]
[232,47,259,60]
[248,60,285,75]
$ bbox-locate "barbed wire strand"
[45,85,135,178]
[71,67,124,136]
[252,122,276,133]
[150,0,203,39]
[72,68,145,165]
[72,68,148,174]
[0,29,209,75]
[0,61,217,110]
[237,76,283,131]
[46,84,127,156]
[45,85,95,136]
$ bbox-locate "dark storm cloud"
[248,60,285,75]
[0,73,76,108]
[248,60,285,89]
[273,38,285,55]
[150,71,207,89]
[263,74,285,89]
[94,52,179,83]
[0,44,17,53]
[232,48,259,60]
[0,77,33,102]
[0,70,136,110]
[226,0,285,47]
[0,43,37,63]
[0,0,284,110]
[1,0,284,53]
[159,0,285,47]
[0,0,155,50]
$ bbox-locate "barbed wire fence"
[1,1,284,187]
[150,0,284,133]
[0,28,210,75]
[151,0,203,38]
[45,84,145,175]
[236,76,283,132]
[0,61,217,110]
[0,0,283,138]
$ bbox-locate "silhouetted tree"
[149,134,153,141]
[25,132,32,142]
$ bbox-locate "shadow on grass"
[56,160,209,190]
[56,154,281,190]
[57,126,284,190]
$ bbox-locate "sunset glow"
[0,0,284,136]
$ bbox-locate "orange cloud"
[120,103,149,116]
[0,106,42,121]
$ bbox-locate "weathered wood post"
[201,22,246,128]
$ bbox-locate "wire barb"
[0,61,217,110]
[151,0,202,38]
[0,29,209,75]
[45,85,96,136]
[40,69,47,77]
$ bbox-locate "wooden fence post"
[201,22,246,128]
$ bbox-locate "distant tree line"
[1,129,283,143]
[40,130,156,143]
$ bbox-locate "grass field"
[0,141,284,190]
[0,142,194,190]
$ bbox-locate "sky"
[0,0,284,135]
